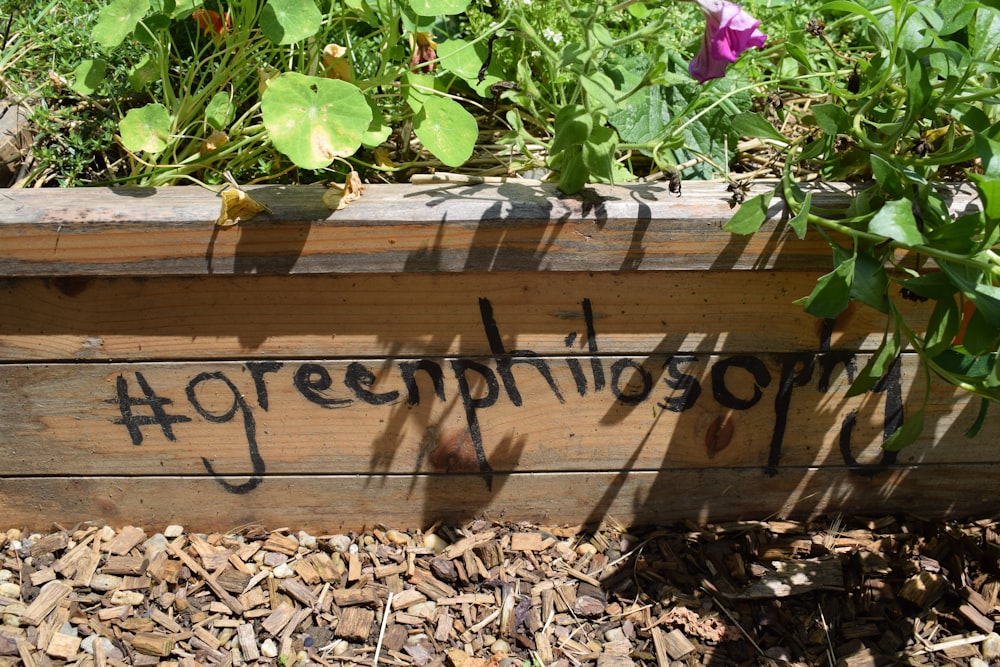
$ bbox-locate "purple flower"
[688,0,767,83]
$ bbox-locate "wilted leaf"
[322,171,366,211]
[216,188,268,227]
[201,130,229,156]
[322,44,353,81]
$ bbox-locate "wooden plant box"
[0,181,993,531]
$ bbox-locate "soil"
[1,515,999,667]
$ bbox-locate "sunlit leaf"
[800,255,855,318]
[413,96,477,167]
[93,0,151,48]
[869,199,926,246]
[261,73,371,169]
[119,103,170,154]
[260,0,322,45]
[724,191,773,234]
[409,0,469,15]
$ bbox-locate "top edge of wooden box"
[0,181,980,276]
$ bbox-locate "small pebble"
[99,526,116,542]
[604,627,626,643]
[490,639,510,656]
[970,658,988,667]
[88,574,122,592]
[142,533,168,557]
[576,543,597,557]
[110,590,145,606]
[983,632,1000,661]
[423,533,447,554]
[0,570,11,582]
[297,531,317,549]
[260,638,279,658]
[81,635,118,657]
[386,529,410,545]
[0,582,20,598]
[328,535,352,553]
[2,602,25,626]
[163,524,184,538]
[272,562,295,578]
[330,639,350,655]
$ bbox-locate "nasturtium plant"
[93,0,151,48]
[408,0,470,17]
[260,0,322,45]
[120,103,171,154]
[71,59,107,95]
[413,96,477,168]
[261,73,372,170]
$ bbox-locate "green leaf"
[260,0,322,45]
[437,38,500,95]
[127,53,158,91]
[801,255,855,319]
[93,0,151,48]
[730,111,785,142]
[724,191,774,234]
[850,252,889,314]
[788,190,811,239]
[261,73,371,169]
[413,96,477,167]
[550,105,593,156]
[409,0,470,15]
[868,199,926,246]
[205,92,233,131]
[120,103,170,154]
[556,144,588,195]
[846,332,899,398]
[882,408,925,451]
[580,72,620,113]
[965,397,990,438]
[71,59,107,95]
[361,97,391,148]
[900,272,957,300]
[582,126,618,183]
[869,154,905,198]
[925,297,961,355]
[811,103,849,135]
[961,307,1000,354]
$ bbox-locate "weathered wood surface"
[0,354,991,478]
[0,182,979,275]
[1,467,998,532]
[0,272,929,360]
[0,182,990,531]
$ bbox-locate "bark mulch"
[1,515,999,667]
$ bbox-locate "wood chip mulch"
[1,515,999,667]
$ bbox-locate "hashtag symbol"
[107,372,192,445]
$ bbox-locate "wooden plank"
[0,354,994,480]
[1,466,998,533]
[0,182,978,275]
[0,272,929,361]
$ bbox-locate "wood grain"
[0,272,930,361]
[1,354,992,479]
[0,182,978,275]
[1,467,997,533]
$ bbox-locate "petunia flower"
[688,0,767,83]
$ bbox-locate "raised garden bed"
[0,180,993,531]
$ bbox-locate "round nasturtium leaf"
[261,73,372,169]
[92,0,151,48]
[260,0,322,45]
[119,103,171,154]
[409,0,470,16]
[71,59,107,96]
[413,96,477,167]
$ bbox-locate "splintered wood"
[1,517,999,667]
